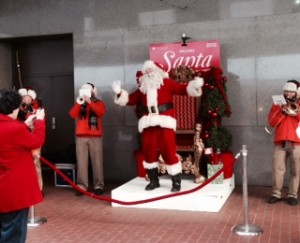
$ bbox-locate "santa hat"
[18,88,37,100]
[142,60,169,78]
[81,82,97,95]
[283,80,300,98]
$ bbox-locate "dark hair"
[287,80,299,87]
[86,82,94,89]
[0,89,22,115]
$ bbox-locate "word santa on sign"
[149,40,220,72]
[149,40,221,130]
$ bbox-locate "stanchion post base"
[27,217,47,227]
[232,224,263,236]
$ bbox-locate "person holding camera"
[18,87,45,192]
[69,83,106,196]
[0,89,45,243]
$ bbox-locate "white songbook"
[272,95,286,105]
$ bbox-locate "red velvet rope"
[40,156,225,206]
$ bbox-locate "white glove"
[36,109,45,120]
[24,114,36,127]
[187,77,204,97]
[112,81,122,94]
[193,77,204,90]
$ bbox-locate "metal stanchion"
[27,206,47,227]
[232,145,263,236]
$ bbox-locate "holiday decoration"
[169,65,232,153]
[213,152,236,179]
[205,126,232,152]
[199,67,232,153]
[169,65,196,82]
[207,163,224,184]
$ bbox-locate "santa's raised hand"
[112,80,129,106]
[112,80,122,95]
[186,77,204,97]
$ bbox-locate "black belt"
[140,102,173,114]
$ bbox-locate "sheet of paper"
[79,88,91,97]
[272,95,286,105]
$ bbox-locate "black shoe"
[171,174,181,192]
[171,182,181,192]
[287,197,298,206]
[94,189,104,195]
[267,196,280,204]
[145,181,160,191]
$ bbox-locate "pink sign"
[149,40,220,72]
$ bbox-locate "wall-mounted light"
[295,0,300,5]
[181,33,192,46]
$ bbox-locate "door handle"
[52,117,56,130]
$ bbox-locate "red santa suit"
[113,60,203,177]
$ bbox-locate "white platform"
[111,175,235,212]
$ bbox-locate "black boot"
[145,168,160,191]
[171,174,181,192]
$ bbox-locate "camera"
[77,89,92,104]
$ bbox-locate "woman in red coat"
[0,89,45,243]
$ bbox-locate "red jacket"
[268,104,300,143]
[0,114,45,213]
[125,78,188,132]
[69,100,106,137]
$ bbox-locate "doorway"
[10,34,75,163]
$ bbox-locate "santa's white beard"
[139,72,163,94]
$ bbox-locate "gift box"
[54,163,76,187]
[207,163,224,184]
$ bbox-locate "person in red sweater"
[267,80,300,206]
[112,60,203,192]
[0,89,45,243]
[69,83,106,196]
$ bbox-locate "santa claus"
[112,60,203,192]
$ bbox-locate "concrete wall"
[1,0,300,185]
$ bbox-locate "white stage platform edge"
[111,175,235,212]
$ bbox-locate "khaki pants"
[34,157,43,190]
[272,144,300,198]
[32,148,43,190]
[76,137,104,190]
